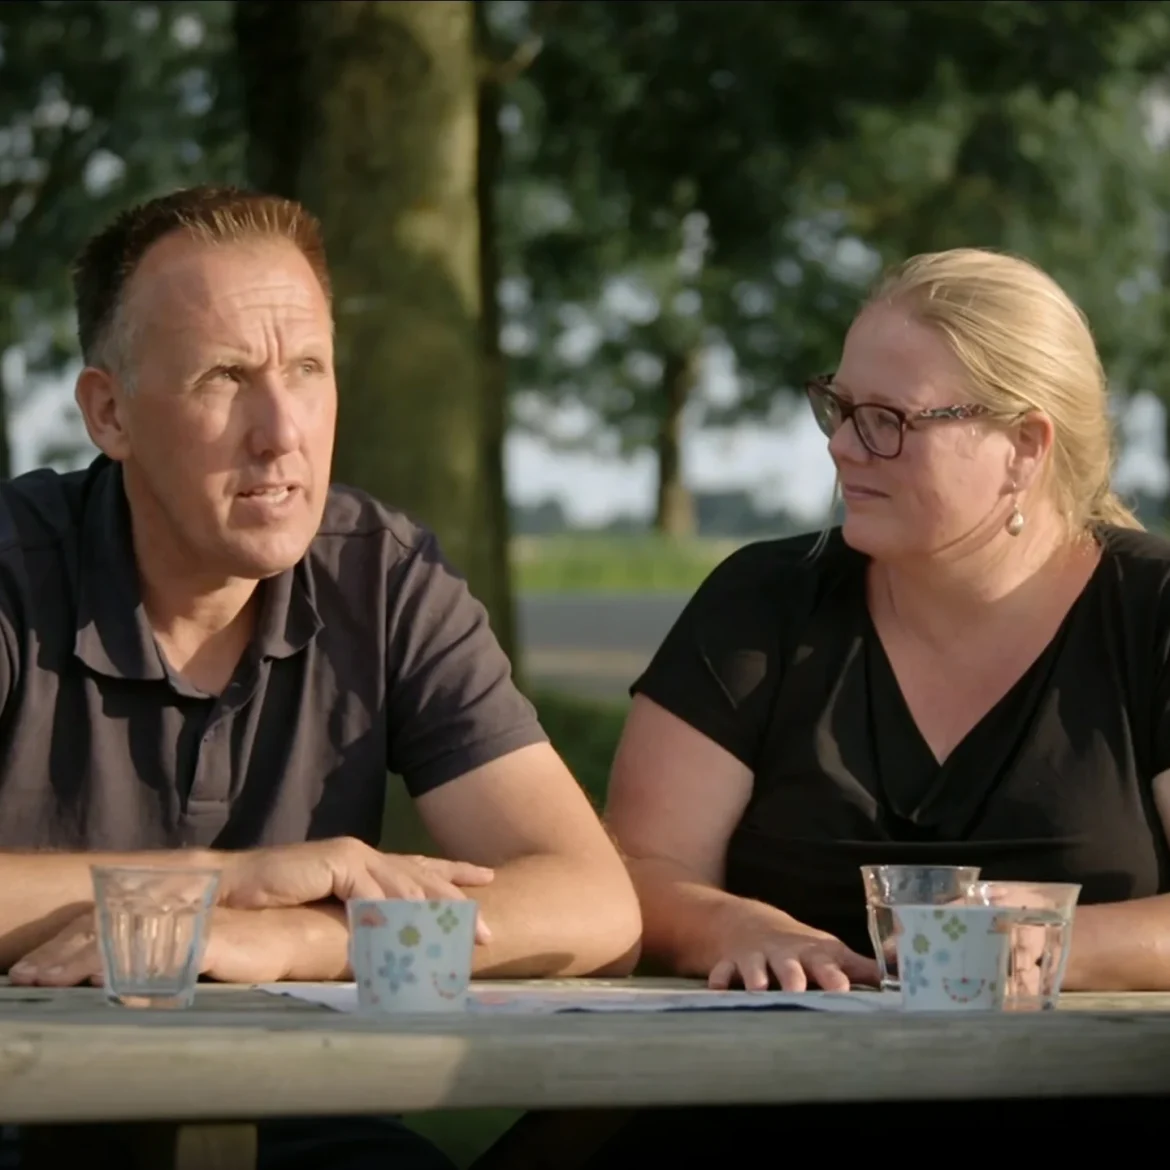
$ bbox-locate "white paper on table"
[257,982,900,1015]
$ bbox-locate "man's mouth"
[239,485,296,503]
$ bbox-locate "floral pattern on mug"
[377,951,416,992]
[902,957,929,994]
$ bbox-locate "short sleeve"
[386,530,547,796]
[631,538,819,770]
[0,500,23,724]
[1151,595,1170,778]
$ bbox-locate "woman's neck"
[870,512,1095,650]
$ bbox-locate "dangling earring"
[1006,490,1025,537]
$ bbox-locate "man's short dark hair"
[72,186,331,375]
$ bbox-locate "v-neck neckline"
[859,537,1108,829]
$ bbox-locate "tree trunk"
[473,0,518,665]
[654,350,699,537]
[234,1,507,636]
[232,2,306,199]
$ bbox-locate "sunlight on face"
[828,304,1017,561]
[117,233,337,581]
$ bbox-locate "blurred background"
[8,1,1170,1159]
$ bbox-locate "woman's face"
[823,304,1025,562]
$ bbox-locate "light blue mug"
[347,898,477,1013]
[892,904,1018,1012]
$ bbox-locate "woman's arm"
[1062,772,1170,991]
[604,696,879,991]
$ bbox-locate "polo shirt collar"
[74,458,323,681]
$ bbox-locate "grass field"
[380,689,628,1167]
[511,533,741,594]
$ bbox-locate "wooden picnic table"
[2,979,1170,1167]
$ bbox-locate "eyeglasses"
[805,374,993,459]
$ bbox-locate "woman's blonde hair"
[868,247,1141,533]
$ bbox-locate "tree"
[235,0,513,651]
[0,0,241,474]
[498,0,1170,534]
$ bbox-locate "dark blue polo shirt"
[0,456,545,850]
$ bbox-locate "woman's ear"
[1007,411,1054,493]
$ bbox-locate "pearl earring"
[1006,494,1024,537]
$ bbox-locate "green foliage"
[406,1109,518,1170]
[808,76,1170,397]
[512,533,734,594]
[494,0,1170,452]
[0,0,242,462]
[528,686,627,805]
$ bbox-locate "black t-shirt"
[633,526,1170,955]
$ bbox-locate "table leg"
[21,1121,257,1170]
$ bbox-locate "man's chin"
[219,533,315,580]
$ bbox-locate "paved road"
[516,592,690,702]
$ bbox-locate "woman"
[605,247,1170,998]
[474,248,1169,1168]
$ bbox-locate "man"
[0,186,640,1169]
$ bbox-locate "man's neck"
[139,573,259,643]
[139,568,260,693]
[123,475,260,690]
[870,510,1082,650]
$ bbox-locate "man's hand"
[9,905,336,987]
[218,837,495,942]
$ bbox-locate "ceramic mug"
[892,904,1017,1012]
[347,898,477,1013]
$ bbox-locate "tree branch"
[478,33,543,86]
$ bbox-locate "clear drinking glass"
[91,865,220,1009]
[965,880,1081,1011]
[860,864,982,991]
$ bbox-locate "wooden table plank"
[2,982,1170,1122]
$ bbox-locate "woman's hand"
[708,899,880,992]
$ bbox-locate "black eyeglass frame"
[804,373,994,459]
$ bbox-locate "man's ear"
[1007,410,1054,494]
[75,367,131,461]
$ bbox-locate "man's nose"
[247,374,303,459]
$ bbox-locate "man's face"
[87,232,338,582]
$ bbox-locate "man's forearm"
[469,851,642,979]
[1065,897,1170,991]
[0,848,221,970]
[226,853,642,984]
[209,903,353,983]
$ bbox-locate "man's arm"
[3,748,644,984]
[384,528,641,978]
[0,847,220,970]
[225,743,645,983]
[416,742,641,977]
[226,744,646,982]
[2,837,498,979]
